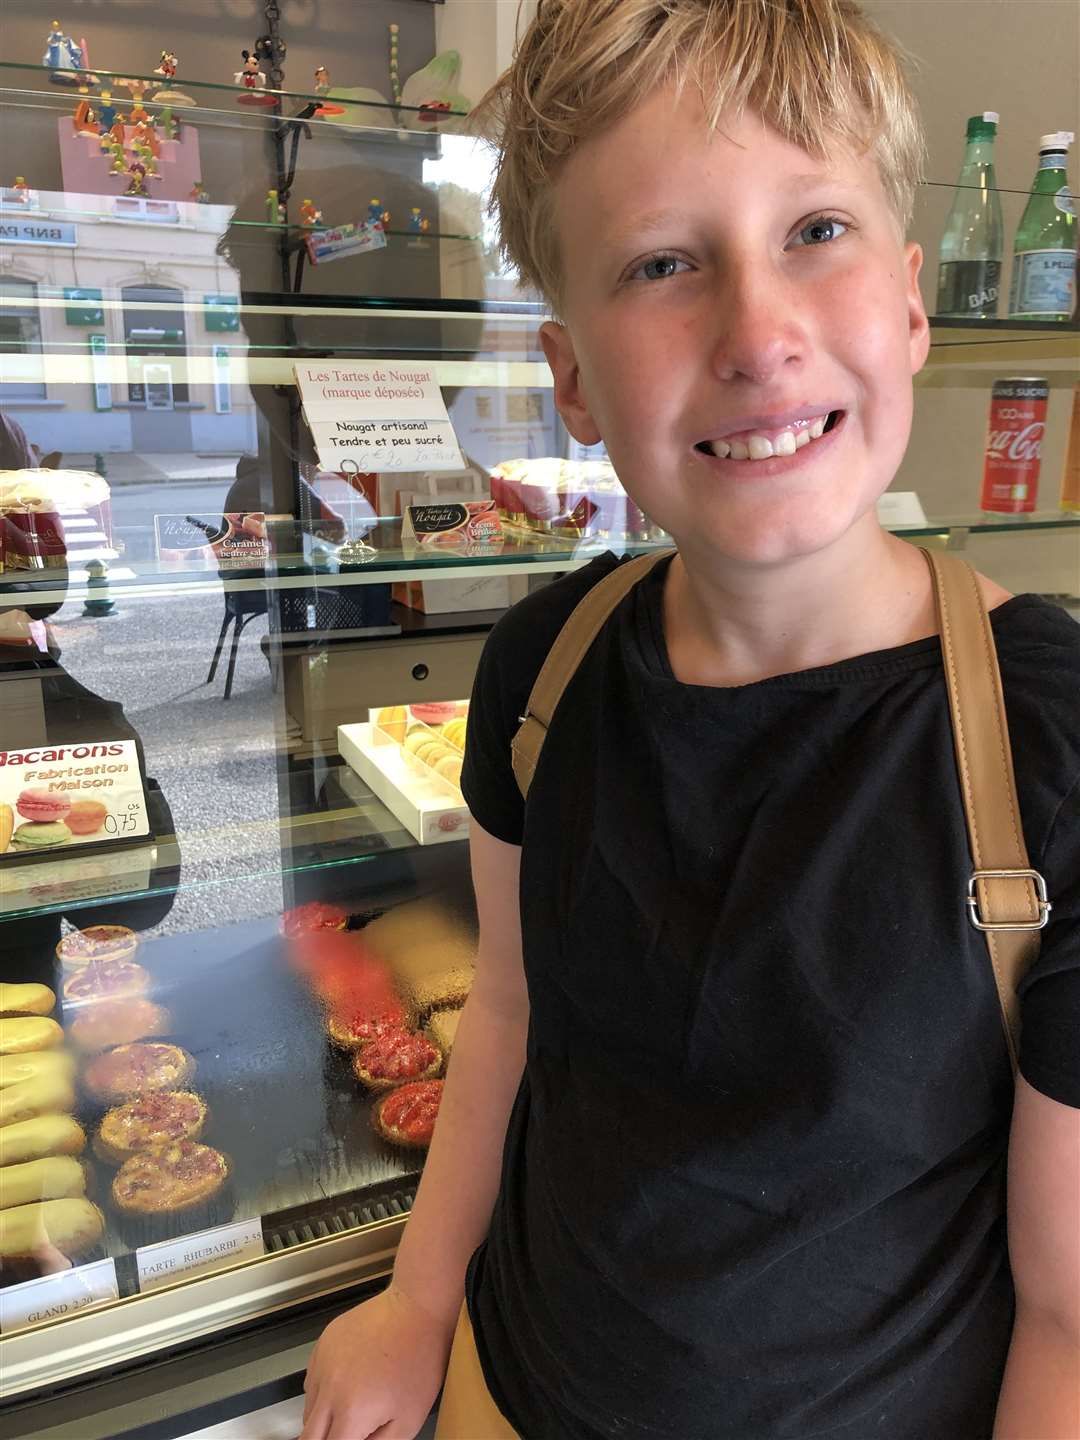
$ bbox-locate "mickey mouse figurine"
[234,50,265,90]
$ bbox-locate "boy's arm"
[392,824,530,1328]
[993,1075,1080,1439]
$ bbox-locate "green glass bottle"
[936,112,1003,319]
[1008,131,1077,321]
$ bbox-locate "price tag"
[0,1258,118,1334]
[876,490,928,528]
[294,360,465,473]
[0,740,149,861]
[136,1217,265,1292]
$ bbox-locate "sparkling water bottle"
[1008,131,1078,321]
[936,112,1003,319]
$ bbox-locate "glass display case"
[1,9,1078,1432]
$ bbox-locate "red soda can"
[981,377,1048,513]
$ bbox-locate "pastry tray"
[337,723,469,846]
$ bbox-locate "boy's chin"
[664,501,874,570]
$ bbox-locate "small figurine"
[73,98,100,136]
[6,177,31,206]
[151,51,195,106]
[157,106,178,141]
[97,90,118,132]
[107,144,127,175]
[124,161,152,197]
[155,50,178,81]
[266,188,284,224]
[299,198,323,227]
[188,179,209,204]
[310,64,344,116]
[43,20,84,79]
[367,197,390,229]
[314,65,330,95]
[129,100,150,126]
[388,25,401,107]
[132,115,160,158]
[408,207,430,234]
[235,50,265,89]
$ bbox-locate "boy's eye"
[630,254,691,282]
[792,214,849,247]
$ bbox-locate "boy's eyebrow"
[605,178,860,250]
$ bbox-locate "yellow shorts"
[435,1302,520,1439]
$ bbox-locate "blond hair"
[471,0,927,314]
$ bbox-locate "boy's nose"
[706,271,807,385]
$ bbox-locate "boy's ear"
[904,241,931,376]
[539,321,604,446]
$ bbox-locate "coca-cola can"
[981,377,1049,514]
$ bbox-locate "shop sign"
[0,739,150,862]
[294,359,464,472]
[204,294,240,332]
[136,1217,265,1292]
[0,1258,118,1335]
[64,287,104,325]
[0,218,77,247]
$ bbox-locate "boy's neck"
[662,520,978,688]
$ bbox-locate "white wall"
[435,0,537,104]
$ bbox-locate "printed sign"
[136,1217,265,1292]
[154,512,269,569]
[304,219,386,266]
[0,1258,118,1335]
[0,740,150,860]
[294,360,464,472]
[403,500,503,546]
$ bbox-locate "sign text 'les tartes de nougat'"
[293,361,464,473]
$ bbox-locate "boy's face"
[539,83,930,568]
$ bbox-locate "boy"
[300,2,1080,1436]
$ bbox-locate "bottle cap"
[966,112,999,140]
[1039,131,1075,152]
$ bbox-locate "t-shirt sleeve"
[1017,770,1080,1108]
[460,606,528,846]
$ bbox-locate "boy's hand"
[300,1282,457,1440]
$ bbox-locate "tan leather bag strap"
[511,544,1047,1077]
[921,546,1047,1074]
[511,550,674,797]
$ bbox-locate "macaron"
[434,754,463,787]
[9,821,72,851]
[16,787,71,824]
[66,799,108,836]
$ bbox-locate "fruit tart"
[95,1091,208,1166]
[83,1042,195,1106]
[352,1029,441,1093]
[112,1139,229,1217]
[372,1080,443,1150]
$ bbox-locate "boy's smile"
[540,82,931,572]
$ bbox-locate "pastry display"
[82,1043,195,1106]
[0,1016,64,1054]
[62,960,150,1008]
[95,1091,208,1166]
[111,1140,230,1217]
[352,1029,441,1092]
[55,925,139,970]
[372,1080,443,1149]
[0,983,56,1017]
[0,1156,86,1210]
[66,799,109,836]
[0,1198,104,1262]
[281,902,348,940]
[0,1050,76,1091]
[0,1114,86,1167]
[70,999,171,1054]
[0,1072,76,1129]
[425,1007,462,1063]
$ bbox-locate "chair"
[205,585,269,699]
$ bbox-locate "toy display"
[151,50,195,107]
[43,20,86,82]
[155,51,177,81]
[408,208,430,235]
[124,160,153,197]
[311,65,344,118]
[234,48,275,107]
[367,198,391,230]
[73,98,100,137]
[299,198,323,227]
[266,189,285,224]
[314,65,330,95]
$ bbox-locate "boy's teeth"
[705,412,834,461]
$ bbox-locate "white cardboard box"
[338,722,469,845]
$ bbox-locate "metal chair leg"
[223,613,252,700]
[206,612,232,684]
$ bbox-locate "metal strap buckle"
[966,869,1052,932]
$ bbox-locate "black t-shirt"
[460,553,1080,1440]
